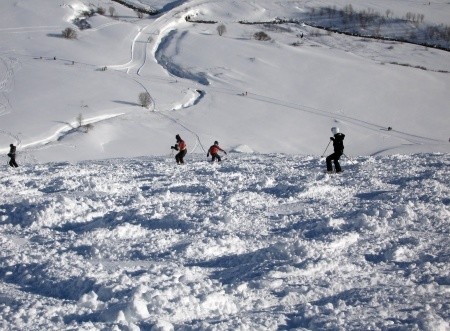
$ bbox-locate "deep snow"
[1,0,450,330]
[1,153,449,330]
[1,0,449,161]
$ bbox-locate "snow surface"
[1,154,449,330]
[0,0,450,330]
[1,0,449,161]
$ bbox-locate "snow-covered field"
[1,0,449,161]
[0,0,449,330]
[1,153,449,330]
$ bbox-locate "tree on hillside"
[139,92,153,109]
[77,113,84,128]
[97,7,105,15]
[109,6,116,17]
[254,31,271,41]
[62,27,77,39]
[76,113,93,132]
[217,24,226,36]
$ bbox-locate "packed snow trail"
[0,153,449,330]
[120,0,447,154]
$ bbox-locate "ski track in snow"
[0,26,63,33]
[244,91,444,149]
[0,56,19,118]
[20,113,126,150]
[1,6,449,329]
[0,0,217,159]
[0,153,449,330]
[0,57,22,149]
[104,0,446,153]
[2,0,445,155]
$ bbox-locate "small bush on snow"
[217,24,226,36]
[97,7,105,15]
[254,31,271,41]
[139,92,152,108]
[62,27,77,39]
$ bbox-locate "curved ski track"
[0,0,446,157]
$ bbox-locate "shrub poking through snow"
[254,31,271,41]
[217,24,226,36]
[76,113,93,133]
[62,27,77,39]
[139,92,152,108]
[97,7,105,15]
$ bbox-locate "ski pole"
[321,141,331,157]
[343,153,356,164]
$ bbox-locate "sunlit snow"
[0,0,449,330]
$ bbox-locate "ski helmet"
[176,134,181,140]
[331,127,340,135]
[214,141,218,145]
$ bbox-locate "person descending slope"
[8,144,18,168]
[326,127,345,173]
[207,141,227,162]
[171,134,187,164]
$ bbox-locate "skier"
[8,144,18,168]
[326,127,345,173]
[207,141,227,162]
[171,134,187,164]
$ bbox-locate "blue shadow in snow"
[54,211,194,234]
[272,217,344,241]
[0,261,96,301]
[356,190,393,201]
[187,245,318,286]
[155,30,210,86]
[261,183,305,199]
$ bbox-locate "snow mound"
[231,144,254,153]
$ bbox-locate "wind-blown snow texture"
[1,0,450,330]
[1,154,449,330]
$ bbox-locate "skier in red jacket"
[171,134,187,164]
[207,141,227,162]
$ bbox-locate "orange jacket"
[208,144,224,155]
[177,140,186,150]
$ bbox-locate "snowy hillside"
[0,0,449,162]
[1,153,449,330]
[1,0,450,330]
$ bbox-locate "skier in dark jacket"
[8,144,18,168]
[207,141,227,162]
[171,134,187,164]
[326,127,345,173]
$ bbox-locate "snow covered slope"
[0,1,449,330]
[0,0,449,162]
[1,153,449,330]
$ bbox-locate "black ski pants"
[211,153,221,162]
[175,149,187,164]
[9,156,18,167]
[326,152,342,172]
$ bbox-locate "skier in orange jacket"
[171,134,187,164]
[207,141,227,162]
